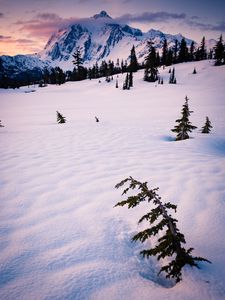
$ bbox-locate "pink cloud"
[15,13,81,40]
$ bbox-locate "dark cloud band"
[115,11,186,23]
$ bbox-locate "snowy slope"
[0,60,225,300]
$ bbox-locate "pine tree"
[95,116,99,123]
[178,38,188,63]
[167,49,173,66]
[171,96,197,140]
[201,116,213,133]
[115,177,211,283]
[72,48,87,80]
[129,71,133,87]
[214,35,224,65]
[189,41,195,61]
[161,38,168,66]
[193,67,197,74]
[173,39,178,64]
[55,67,66,85]
[144,41,158,82]
[72,48,83,69]
[128,45,139,72]
[56,111,66,124]
[116,79,118,88]
[0,120,4,127]
[199,36,207,60]
[123,73,130,90]
[169,67,177,84]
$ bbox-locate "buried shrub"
[115,176,211,283]
[56,111,66,124]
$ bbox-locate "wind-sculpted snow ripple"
[0,61,225,299]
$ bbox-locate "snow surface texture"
[0,60,225,300]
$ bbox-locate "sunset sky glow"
[0,0,225,56]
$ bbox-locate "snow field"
[0,60,225,299]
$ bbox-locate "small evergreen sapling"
[0,120,4,127]
[201,116,213,133]
[95,116,99,122]
[115,177,211,283]
[56,111,66,124]
[171,96,197,141]
[193,68,197,74]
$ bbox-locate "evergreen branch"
[114,177,211,283]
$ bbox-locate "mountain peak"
[92,11,112,19]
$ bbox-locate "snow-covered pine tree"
[171,96,197,140]
[201,116,213,133]
[72,48,83,69]
[0,120,4,127]
[115,177,210,283]
[56,111,66,124]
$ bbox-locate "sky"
[0,0,225,56]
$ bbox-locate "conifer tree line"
[1,34,224,89]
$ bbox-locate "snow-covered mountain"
[39,10,195,70]
[0,10,216,76]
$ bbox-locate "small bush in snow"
[201,116,213,133]
[0,120,4,127]
[56,111,66,124]
[115,176,211,283]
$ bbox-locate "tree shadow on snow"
[161,135,176,142]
